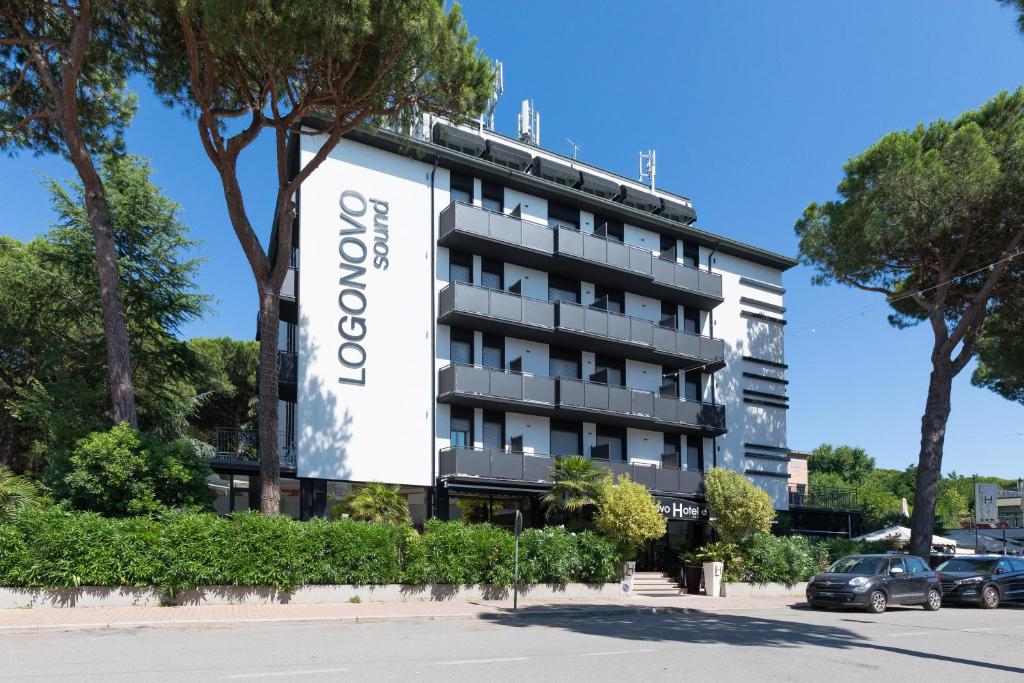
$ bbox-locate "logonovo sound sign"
[655,497,708,522]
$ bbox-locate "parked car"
[806,554,941,614]
[936,556,1024,608]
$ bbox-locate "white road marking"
[583,649,659,657]
[963,627,997,632]
[430,657,529,666]
[222,669,349,679]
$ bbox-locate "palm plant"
[0,466,39,521]
[335,482,411,525]
[542,455,603,527]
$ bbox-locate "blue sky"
[2,1,1023,478]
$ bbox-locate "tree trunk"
[908,360,954,558]
[257,286,282,515]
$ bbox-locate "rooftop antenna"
[482,60,503,130]
[567,138,581,160]
[639,149,656,193]
[517,99,540,146]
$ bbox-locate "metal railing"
[938,514,1024,530]
[212,428,296,470]
[788,484,859,510]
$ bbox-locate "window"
[995,560,1012,574]
[450,407,473,448]
[595,216,624,242]
[682,242,700,268]
[449,250,472,284]
[550,420,582,456]
[663,435,681,469]
[685,435,704,471]
[549,347,581,380]
[450,172,473,205]
[593,354,625,387]
[683,308,701,334]
[888,557,906,574]
[548,275,580,304]
[660,302,678,329]
[1010,559,1024,572]
[905,557,929,574]
[659,234,677,262]
[482,410,504,449]
[481,258,503,290]
[450,327,474,365]
[548,202,580,230]
[660,372,679,398]
[481,182,503,212]
[594,425,626,462]
[482,334,504,370]
[684,371,701,401]
[594,285,624,314]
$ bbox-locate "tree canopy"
[703,468,775,544]
[807,444,875,487]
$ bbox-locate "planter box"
[722,582,808,597]
[0,583,621,609]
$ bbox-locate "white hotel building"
[211,112,797,548]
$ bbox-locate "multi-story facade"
[210,115,797,538]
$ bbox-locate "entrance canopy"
[852,525,957,547]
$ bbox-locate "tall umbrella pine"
[141,0,494,513]
[1,1,142,425]
[796,90,1024,557]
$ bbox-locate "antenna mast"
[517,100,540,146]
[567,138,581,160]
[639,149,656,193]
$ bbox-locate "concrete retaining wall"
[0,583,621,609]
[723,582,808,597]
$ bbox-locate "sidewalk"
[0,594,801,633]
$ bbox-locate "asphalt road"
[2,603,1023,681]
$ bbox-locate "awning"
[532,156,581,186]
[441,477,550,496]
[578,169,621,197]
[852,525,958,547]
[484,140,532,171]
[618,184,661,212]
[432,122,485,156]
[659,196,698,224]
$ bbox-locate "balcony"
[437,364,726,436]
[439,446,705,496]
[437,282,724,371]
[211,428,297,472]
[438,202,723,307]
[788,484,859,511]
[278,350,297,402]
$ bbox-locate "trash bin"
[684,565,703,594]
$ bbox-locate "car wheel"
[980,585,1000,609]
[868,590,887,614]
[924,588,941,611]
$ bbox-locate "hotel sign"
[655,496,708,522]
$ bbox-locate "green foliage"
[0,511,620,590]
[0,466,40,521]
[727,534,827,585]
[808,444,875,486]
[331,483,411,526]
[971,305,1024,404]
[53,423,214,517]
[593,474,666,556]
[185,337,258,442]
[703,468,775,543]
[542,455,603,526]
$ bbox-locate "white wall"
[626,359,663,393]
[628,427,664,465]
[625,291,661,323]
[506,412,550,454]
[623,222,660,252]
[297,136,434,485]
[505,337,549,375]
[504,187,547,224]
[505,263,547,300]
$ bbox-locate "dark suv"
[936,556,1024,608]
[806,554,941,613]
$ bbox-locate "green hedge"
[717,534,900,585]
[0,508,619,592]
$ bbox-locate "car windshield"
[936,559,997,573]
[828,557,882,575]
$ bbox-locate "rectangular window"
[660,302,678,329]
[684,371,701,402]
[450,327,474,365]
[450,407,473,448]
[482,410,504,449]
[685,435,704,471]
[594,425,626,462]
[594,285,624,314]
[593,354,625,387]
[450,172,473,205]
[659,234,677,262]
[682,242,700,268]
[548,275,580,304]
[481,182,503,212]
[549,347,581,380]
[663,434,681,469]
[550,419,582,456]
[548,202,580,231]
[683,308,700,334]
[595,216,624,242]
[482,334,504,370]
[449,250,473,284]
[481,258,503,290]
[660,372,679,398]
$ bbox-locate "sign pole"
[513,510,522,611]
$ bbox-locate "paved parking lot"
[1,602,1022,681]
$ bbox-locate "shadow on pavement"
[480,604,1024,675]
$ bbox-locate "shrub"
[518,527,580,584]
[704,468,775,543]
[423,520,515,586]
[573,530,620,583]
[593,474,666,557]
[0,466,40,521]
[55,423,214,517]
[330,482,411,525]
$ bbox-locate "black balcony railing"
[788,484,859,510]
[212,428,296,470]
